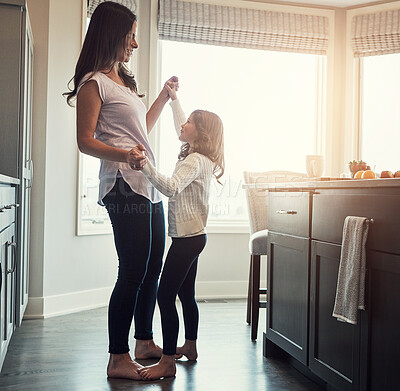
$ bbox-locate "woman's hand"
[160,76,179,100]
[165,83,177,101]
[127,144,147,170]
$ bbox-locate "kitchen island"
[244,178,400,391]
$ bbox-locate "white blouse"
[78,72,162,205]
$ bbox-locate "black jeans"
[103,178,165,354]
[157,234,207,355]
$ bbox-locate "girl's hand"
[127,144,147,170]
[161,76,179,99]
[165,83,177,101]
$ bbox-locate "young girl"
[133,87,224,380]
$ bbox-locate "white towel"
[332,216,369,324]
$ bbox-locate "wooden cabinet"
[0,185,18,368]
[266,192,312,365]
[267,232,309,364]
[0,0,33,370]
[16,6,33,325]
[263,185,400,391]
[0,224,17,362]
[362,250,400,391]
[312,191,400,391]
[309,240,360,391]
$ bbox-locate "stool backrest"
[243,171,307,235]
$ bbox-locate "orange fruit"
[354,170,365,178]
[362,170,376,179]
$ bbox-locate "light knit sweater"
[141,100,214,237]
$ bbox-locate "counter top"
[0,174,19,185]
[243,177,400,190]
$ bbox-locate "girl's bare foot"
[176,339,198,361]
[134,339,163,359]
[138,354,176,380]
[107,353,143,380]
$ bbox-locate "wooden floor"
[0,300,324,391]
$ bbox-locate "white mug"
[306,155,324,177]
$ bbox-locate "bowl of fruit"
[348,160,370,178]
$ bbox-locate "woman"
[64,1,177,380]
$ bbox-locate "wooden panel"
[266,232,309,364]
[309,241,360,391]
[268,192,311,237]
[366,250,400,391]
[312,194,400,254]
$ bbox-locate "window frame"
[75,0,336,235]
[345,1,400,169]
[155,41,328,233]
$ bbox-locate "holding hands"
[161,76,179,100]
[128,144,147,170]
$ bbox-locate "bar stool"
[243,171,307,340]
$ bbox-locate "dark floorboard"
[0,300,324,391]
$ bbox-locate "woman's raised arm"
[146,76,179,133]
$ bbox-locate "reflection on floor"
[0,300,324,390]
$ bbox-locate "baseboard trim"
[24,286,113,319]
[24,280,266,319]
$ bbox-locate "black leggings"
[103,178,165,354]
[157,234,207,356]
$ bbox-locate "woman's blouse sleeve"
[169,99,187,137]
[141,154,201,197]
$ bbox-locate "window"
[158,40,326,228]
[359,53,400,173]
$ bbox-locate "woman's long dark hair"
[64,1,141,106]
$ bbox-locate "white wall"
[25,0,251,319]
[27,0,375,319]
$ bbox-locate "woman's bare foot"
[138,354,176,380]
[134,339,163,359]
[176,339,198,361]
[107,353,143,380]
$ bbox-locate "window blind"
[87,0,137,18]
[352,9,400,57]
[158,0,329,55]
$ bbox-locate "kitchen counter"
[0,174,19,185]
[262,180,400,391]
[243,177,400,190]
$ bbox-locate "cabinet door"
[0,3,22,178]
[0,223,17,368]
[16,12,33,326]
[363,250,400,391]
[266,232,309,364]
[309,240,360,391]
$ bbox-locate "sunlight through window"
[360,53,400,173]
[159,41,325,225]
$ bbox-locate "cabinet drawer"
[312,194,400,254]
[0,185,16,231]
[268,192,311,237]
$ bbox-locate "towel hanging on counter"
[332,216,370,324]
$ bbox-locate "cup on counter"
[306,155,324,177]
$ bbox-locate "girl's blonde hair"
[178,110,225,181]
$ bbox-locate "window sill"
[206,221,250,234]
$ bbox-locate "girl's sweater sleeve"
[141,154,201,197]
[169,99,187,137]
